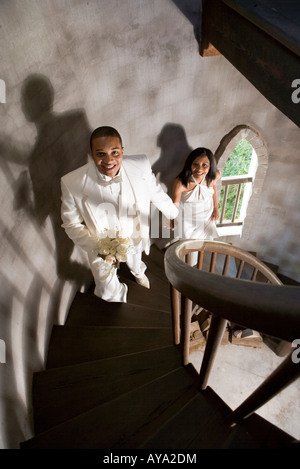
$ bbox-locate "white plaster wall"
[0,0,299,448]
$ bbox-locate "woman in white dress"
[171,147,220,240]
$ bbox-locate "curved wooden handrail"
[164,240,300,343]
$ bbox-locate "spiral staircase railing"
[164,240,300,426]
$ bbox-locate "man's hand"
[163,218,175,231]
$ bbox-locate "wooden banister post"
[183,296,193,365]
[198,314,228,390]
[171,286,181,345]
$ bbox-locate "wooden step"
[86,275,171,311]
[128,268,170,298]
[143,244,166,273]
[139,387,233,449]
[33,346,181,434]
[46,325,173,368]
[119,253,170,293]
[122,276,171,311]
[21,365,198,449]
[221,413,295,449]
[21,243,297,450]
[277,273,300,286]
[66,292,171,327]
[140,384,295,449]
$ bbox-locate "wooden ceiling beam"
[200,0,300,128]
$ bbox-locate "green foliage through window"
[219,139,253,221]
[222,139,252,176]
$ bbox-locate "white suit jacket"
[61,154,179,255]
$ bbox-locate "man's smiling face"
[91,135,124,178]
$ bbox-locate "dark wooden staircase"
[20,245,297,449]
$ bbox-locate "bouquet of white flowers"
[94,229,133,270]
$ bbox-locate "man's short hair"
[90,126,123,149]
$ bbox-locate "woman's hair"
[177,147,217,187]
[90,126,123,149]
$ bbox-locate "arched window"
[215,126,268,240]
[217,138,257,234]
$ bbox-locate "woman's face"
[191,155,210,180]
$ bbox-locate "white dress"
[179,175,219,240]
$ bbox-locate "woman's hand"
[211,207,220,221]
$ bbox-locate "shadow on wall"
[152,123,192,196]
[0,74,93,447]
[151,123,192,250]
[170,0,202,47]
[0,273,51,448]
[18,73,92,283]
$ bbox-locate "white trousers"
[88,246,146,302]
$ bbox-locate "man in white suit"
[61,126,179,302]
